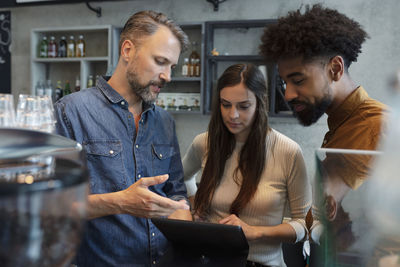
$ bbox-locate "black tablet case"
[151,218,249,267]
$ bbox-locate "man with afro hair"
[260,3,388,264]
[260,4,386,147]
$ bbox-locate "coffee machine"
[0,128,88,267]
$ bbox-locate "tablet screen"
[151,218,249,253]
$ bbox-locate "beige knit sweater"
[182,129,311,267]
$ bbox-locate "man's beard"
[289,96,332,126]
[126,69,165,104]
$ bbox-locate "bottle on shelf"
[194,58,201,77]
[74,77,81,92]
[54,80,63,102]
[47,36,57,58]
[58,36,67,57]
[44,80,53,99]
[189,41,200,77]
[35,81,44,96]
[38,36,48,58]
[63,80,72,96]
[87,75,94,88]
[67,35,75,57]
[181,58,189,77]
[76,35,86,57]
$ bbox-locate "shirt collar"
[97,76,155,112]
[327,86,369,131]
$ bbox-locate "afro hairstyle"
[260,4,369,69]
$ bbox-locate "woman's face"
[220,82,257,142]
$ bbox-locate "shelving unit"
[204,19,291,116]
[30,25,116,94]
[30,20,290,116]
[67,22,205,114]
[160,22,204,114]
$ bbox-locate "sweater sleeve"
[286,146,312,243]
[182,133,207,196]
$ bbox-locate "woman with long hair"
[183,63,311,266]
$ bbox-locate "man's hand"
[118,174,190,218]
[87,174,189,219]
[168,199,193,221]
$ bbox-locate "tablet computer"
[151,218,249,266]
[152,217,249,252]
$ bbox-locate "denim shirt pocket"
[83,140,127,193]
[151,144,175,177]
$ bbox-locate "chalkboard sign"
[0,11,11,94]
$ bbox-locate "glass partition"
[311,148,400,267]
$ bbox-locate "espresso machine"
[0,128,88,267]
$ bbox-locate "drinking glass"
[0,94,16,127]
[16,95,41,130]
[16,94,30,126]
[38,95,56,133]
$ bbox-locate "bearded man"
[259,4,388,262]
[55,11,191,266]
[260,4,387,152]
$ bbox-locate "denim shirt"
[54,76,188,267]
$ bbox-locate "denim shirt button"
[152,261,156,265]
[109,150,114,155]
[159,153,162,158]
[135,144,139,148]
[138,174,141,178]
[152,232,155,237]
[121,101,125,105]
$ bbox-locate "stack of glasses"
[0,94,56,133]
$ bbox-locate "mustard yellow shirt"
[322,86,388,189]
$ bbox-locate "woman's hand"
[219,214,261,241]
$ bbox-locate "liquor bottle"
[181,58,189,77]
[54,80,63,102]
[76,35,86,57]
[188,62,194,77]
[189,41,200,77]
[58,36,67,57]
[47,36,57,58]
[63,80,72,96]
[87,75,94,88]
[35,81,44,96]
[194,58,201,77]
[74,77,81,92]
[44,80,53,100]
[67,35,75,57]
[39,36,48,58]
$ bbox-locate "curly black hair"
[260,4,369,69]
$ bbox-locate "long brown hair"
[194,63,270,217]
